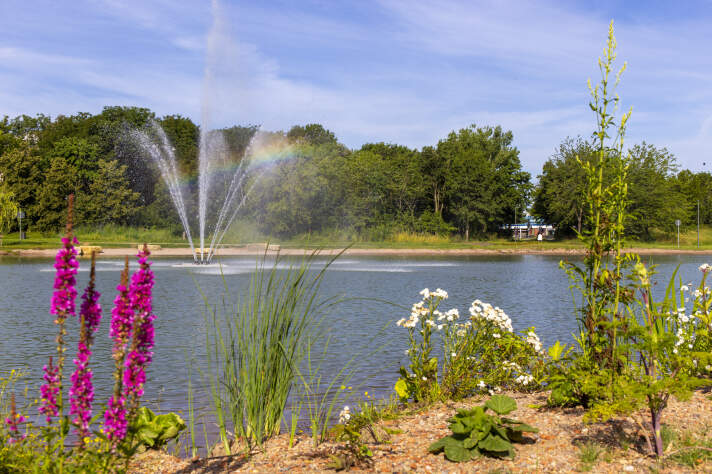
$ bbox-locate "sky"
[1,0,711,175]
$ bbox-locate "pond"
[0,253,708,442]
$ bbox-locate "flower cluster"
[5,395,26,445]
[469,300,514,332]
[39,357,60,423]
[69,261,103,441]
[50,236,79,319]
[338,405,351,424]
[104,395,128,442]
[69,343,94,437]
[526,330,543,353]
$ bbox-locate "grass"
[666,428,712,469]
[576,441,609,471]
[6,225,712,252]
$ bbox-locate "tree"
[532,137,594,235]
[33,156,78,231]
[437,125,530,239]
[625,143,682,239]
[77,159,140,225]
[0,171,19,238]
[671,170,712,226]
[287,124,337,146]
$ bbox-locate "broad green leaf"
[444,444,472,462]
[485,395,517,415]
[478,434,513,453]
[450,421,468,434]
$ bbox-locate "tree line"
[0,106,707,240]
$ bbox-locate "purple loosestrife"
[41,195,79,423]
[5,394,26,445]
[104,257,132,444]
[69,253,102,445]
[39,357,60,423]
[124,244,156,416]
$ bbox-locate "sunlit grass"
[5,224,712,251]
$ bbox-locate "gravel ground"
[129,390,712,473]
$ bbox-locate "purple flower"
[128,250,155,364]
[39,357,61,423]
[5,395,26,445]
[69,343,94,441]
[50,236,79,320]
[110,282,134,359]
[122,247,156,412]
[122,351,148,401]
[103,395,127,442]
[70,257,102,443]
[78,265,102,338]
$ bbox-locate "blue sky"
[1,0,711,175]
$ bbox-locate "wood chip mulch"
[129,390,712,473]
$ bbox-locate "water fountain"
[132,122,255,264]
[130,0,263,265]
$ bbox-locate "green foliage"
[437,125,531,239]
[395,290,546,403]
[76,159,140,225]
[202,252,335,452]
[532,137,593,236]
[328,422,373,471]
[552,22,712,460]
[0,172,18,236]
[428,395,537,462]
[128,407,186,451]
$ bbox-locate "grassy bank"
[3,226,712,252]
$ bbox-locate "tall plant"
[203,252,336,453]
[560,21,633,392]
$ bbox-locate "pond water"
[0,253,708,442]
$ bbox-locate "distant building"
[504,216,555,240]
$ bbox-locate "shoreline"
[6,246,712,258]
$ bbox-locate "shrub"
[394,289,545,403]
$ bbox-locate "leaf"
[485,395,517,415]
[394,378,410,400]
[501,420,538,433]
[444,444,472,462]
[450,421,468,435]
[429,436,462,453]
[478,434,513,453]
[463,435,478,449]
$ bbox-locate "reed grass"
[200,251,340,453]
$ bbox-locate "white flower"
[477,380,486,389]
[338,406,351,424]
[526,330,543,353]
[432,288,448,299]
[425,320,436,327]
[705,365,712,372]
[422,376,428,381]
[396,318,406,327]
[451,352,457,358]
[673,348,678,354]
[700,263,711,273]
[419,288,431,299]
[493,333,501,339]
[694,289,703,298]
[456,329,466,337]
[404,349,410,355]
[445,308,459,321]
[515,374,534,386]
[437,324,445,331]
[681,285,690,292]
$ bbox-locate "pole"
[698,200,700,248]
[18,209,23,241]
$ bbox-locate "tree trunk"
[577,207,583,234]
[651,407,663,457]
